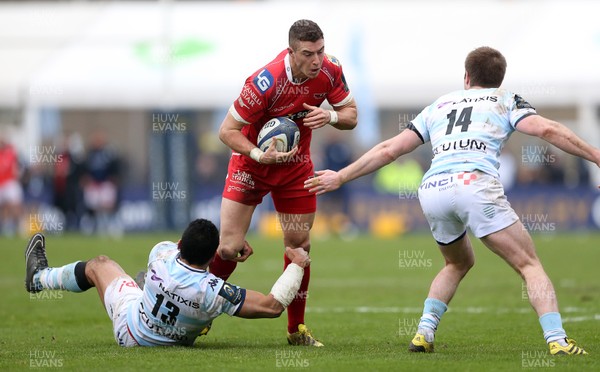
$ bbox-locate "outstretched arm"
[516,115,600,167]
[235,247,310,319]
[304,128,423,195]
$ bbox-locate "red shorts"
[222,154,316,214]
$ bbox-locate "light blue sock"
[539,312,567,344]
[34,261,86,293]
[417,298,448,339]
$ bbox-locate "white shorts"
[418,171,518,245]
[0,180,23,205]
[103,276,143,347]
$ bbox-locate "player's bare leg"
[210,198,256,280]
[410,233,475,352]
[84,256,131,307]
[280,212,322,347]
[481,220,586,354]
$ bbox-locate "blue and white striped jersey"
[409,88,536,180]
[127,241,246,346]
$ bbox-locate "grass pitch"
[1,232,598,371]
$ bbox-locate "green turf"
[1,232,598,371]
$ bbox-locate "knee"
[447,256,475,275]
[84,255,116,277]
[87,255,115,269]
[285,236,311,253]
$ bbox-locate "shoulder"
[493,88,536,111]
[200,274,245,304]
[148,241,178,262]
[322,53,345,77]
[324,53,343,68]
[240,51,288,101]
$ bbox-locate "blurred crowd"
[0,126,595,237]
[0,131,121,237]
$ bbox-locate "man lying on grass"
[25,218,310,347]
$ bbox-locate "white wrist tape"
[249,147,264,163]
[328,110,339,125]
[270,263,303,308]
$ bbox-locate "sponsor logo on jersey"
[218,282,244,305]
[514,94,535,110]
[287,110,310,121]
[322,67,334,85]
[326,54,340,66]
[272,103,295,113]
[253,69,274,93]
[437,101,455,109]
[340,72,349,92]
[451,96,498,105]
[240,84,263,108]
[208,278,219,291]
[432,139,487,158]
[150,269,163,282]
[158,281,200,309]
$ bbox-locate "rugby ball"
[257,117,300,152]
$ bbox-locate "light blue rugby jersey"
[409,88,536,180]
[127,241,246,346]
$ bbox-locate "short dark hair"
[289,19,324,49]
[464,46,507,88]
[178,219,219,266]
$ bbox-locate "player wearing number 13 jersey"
[25,219,311,347]
[307,47,596,355]
[211,20,357,346]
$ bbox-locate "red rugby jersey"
[0,144,18,185]
[229,49,353,166]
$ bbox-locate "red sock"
[209,254,238,281]
[284,253,310,334]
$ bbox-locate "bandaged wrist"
[249,147,264,163]
[270,263,303,307]
[328,110,339,125]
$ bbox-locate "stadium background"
[1,0,600,235]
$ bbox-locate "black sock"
[74,261,93,291]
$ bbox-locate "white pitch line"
[306,306,598,316]
[562,314,600,323]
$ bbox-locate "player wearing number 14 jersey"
[25,219,311,347]
[306,47,596,355]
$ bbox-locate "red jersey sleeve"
[229,68,275,125]
[324,54,353,107]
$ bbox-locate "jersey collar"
[284,53,308,86]
[175,254,207,273]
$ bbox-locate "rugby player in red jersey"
[210,19,357,346]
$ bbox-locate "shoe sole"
[24,233,46,293]
[408,342,433,353]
